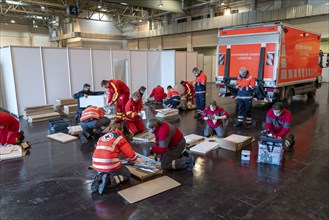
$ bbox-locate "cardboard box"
[217,134,254,152]
[184,134,204,147]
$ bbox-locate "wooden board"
[27,112,60,123]
[118,176,180,204]
[56,99,77,106]
[190,141,220,155]
[67,125,83,136]
[184,134,204,147]
[132,132,156,142]
[217,134,254,152]
[79,95,105,108]
[47,132,78,143]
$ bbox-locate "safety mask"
[273,110,282,117]
[210,106,216,111]
[240,73,246,78]
[140,91,145,94]
[148,129,154,133]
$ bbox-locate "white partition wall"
[0,47,18,114]
[0,46,198,115]
[11,47,46,115]
[68,48,93,95]
[175,52,187,84]
[131,51,147,94]
[91,49,113,91]
[147,51,161,95]
[161,50,175,88]
[42,48,71,106]
[186,52,198,82]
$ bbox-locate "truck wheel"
[307,90,316,99]
[284,89,293,106]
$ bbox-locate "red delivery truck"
[216,22,323,105]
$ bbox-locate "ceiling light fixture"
[6,0,26,6]
[139,19,142,22]
[158,0,163,8]
[40,6,45,11]
[120,2,128,6]
[220,2,226,6]
[10,19,15,23]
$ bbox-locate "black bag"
[49,118,71,134]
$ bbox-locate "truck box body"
[216,22,322,102]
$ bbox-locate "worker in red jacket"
[79,106,111,144]
[101,80,130,123]
[180,80,195,104]
[193,67,207,118]
[91,124,137,194]
[164,85,181,108]
[0,112,24,145]
[146,119,195,171]
[235,67,256,127]
[148,85,166,104]
[265,102,295,151]
[125,92,145,136]
[202,100,229,138]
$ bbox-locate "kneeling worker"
[202,100,229,138]
[148,85,166,104]
[125,92,145,136]
[79,106,111,144]
[164,85,181,108]
[91,124,137,194]
[146,119,195,171]
[0,112,24,145]
[265,102,295,151]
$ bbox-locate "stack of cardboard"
[0,142,31,161]
[63,104,77,117]
[184,134,204,147]
[56,99,77,116]
[132,132,156,142]
[24,105,60,123]
[155,108,179,118]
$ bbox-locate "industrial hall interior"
[1,0,329,219]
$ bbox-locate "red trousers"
[115,93,129,123]
[0,120,20,145]
[126,119,144,135]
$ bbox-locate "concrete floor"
[1,83,328,220]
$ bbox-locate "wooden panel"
[138,38,148,50]
[118,176,181,204]
[203,55,213,82]
[175,51,186,84]
[192,29,217,47]
[163,35,175,49]
[149,36,161,50]
[186,52,198,82]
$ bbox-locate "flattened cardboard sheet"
[0,145,22,161]
[190,141,220,155]
[184,134,204,147]
[79,95,106,108]
[132,132,155,142]
[47,132,78,143]
[125,165,159,180]
[118,176,180,203]
[217,134,254,152]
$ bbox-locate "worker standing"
[124,92,145,136]
[234,67,255,127]
[193,67,207,118]
[0,112,24,145]
[91,124,137,194]
[265,102,295,151]
[101,80,130,123]
[79,106,111,144]
[146,119,195,171]
[73,83,105,122]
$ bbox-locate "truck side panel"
[278,26,321,86]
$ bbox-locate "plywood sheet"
[79,95,105,108]
[118,176,180,204]
[190,141,219,155]
[47,132,78,143]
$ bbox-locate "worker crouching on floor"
[180,80,195,105]
[124,92,145,136]
[79,106,111,144]
[0,112,25,145]
[148,85,167,104]
[202,100,229,138]
[265,102,295,151]
[146,119,195,171]
[164,85,181,108]
[91,124,137,194]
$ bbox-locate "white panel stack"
[79,95,105,108]
[155,108,179,118]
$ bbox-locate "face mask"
[148,129,154,133]
[274,111,282,117]
[240,73,246,78]
[140,91,145,94]
[210,106,215,111]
